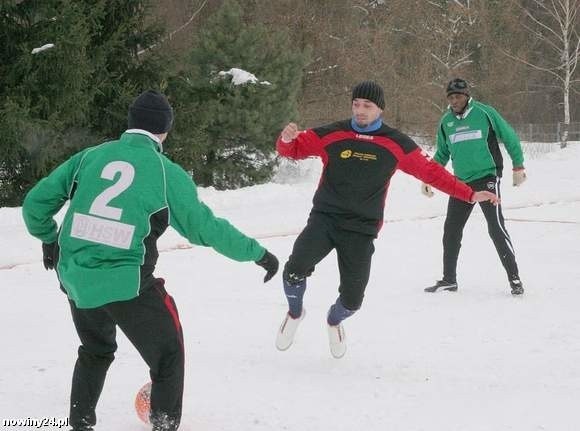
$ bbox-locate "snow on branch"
[217,68,271,86]
[31,44,55,54]
[307,64,339,75]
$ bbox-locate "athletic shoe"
[424,279,458,292]
[275,309,305,351]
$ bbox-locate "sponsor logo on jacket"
[340,149,377,161]
[355,134,374,141]
[70,213,135,249]
[449,130,483,144]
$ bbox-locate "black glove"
[42,242,57,270]
[255,250,279,283]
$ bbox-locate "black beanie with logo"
[351,81,385,110]
[128,90,174,134]
[446,78,470,97]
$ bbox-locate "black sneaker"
[424,279,458,292]
[510,279,524,295]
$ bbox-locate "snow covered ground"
[1,144,579,431]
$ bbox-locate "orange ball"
[135,381,152,424]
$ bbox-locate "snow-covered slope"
[1,145,579,431]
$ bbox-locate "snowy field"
[1,144,579,431]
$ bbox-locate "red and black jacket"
[277,119,473,235]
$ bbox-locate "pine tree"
[0,0,168,206]
[0,0,93,205]
[167,0,306,189]
[82,0,168,139]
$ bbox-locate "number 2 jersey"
[277,119,474,236]
[23,130,265,308]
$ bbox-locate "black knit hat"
[128,90,174,134]
[352,81,385,110]
[446,78,470,97]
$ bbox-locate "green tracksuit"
[22,130,265,308]
[434,98,524,182]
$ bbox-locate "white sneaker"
[275,309,305,351]
[327,323,347,359]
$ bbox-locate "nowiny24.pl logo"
[2,416,69,428]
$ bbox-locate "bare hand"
[420,183,434,198]
[512,168,527,187]
[472,191,500,206]
[280,122,299,143]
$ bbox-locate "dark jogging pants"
[442,176,520,283]
[284,212,375,311]
[68,279,184,431]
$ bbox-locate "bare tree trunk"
[562,76,570,148]
[561,1,574,148]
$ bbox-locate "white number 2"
[89,161,135,220]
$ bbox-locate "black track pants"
[442,176,519,282]
[284,212,375,310]
[68,279,184,431]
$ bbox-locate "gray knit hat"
[351,81,385,110]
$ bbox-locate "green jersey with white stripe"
[434,98,524,182]
[23,130,265,308]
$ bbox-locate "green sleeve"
[22,150,87,243]
[165,160,265,262]
[484,105,524,168]
[433,122,450,166]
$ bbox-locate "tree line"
[1,0,578,206]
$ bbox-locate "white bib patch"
[71,213,135,249]
[449,130,483,144]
